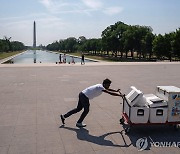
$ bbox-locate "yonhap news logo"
[136,136,180,151]
[136,137,148,151]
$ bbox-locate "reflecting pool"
[4,50,95,64]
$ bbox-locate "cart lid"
[126,86,144,107]
[157,86,180,93]
[144,94,168,107]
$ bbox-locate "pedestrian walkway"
[0,63,180,154]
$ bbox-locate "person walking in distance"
[60,78,123,127]
[59,54,62,63]
[81,53,85,65]
[63,54,66,63]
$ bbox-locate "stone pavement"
[0,62,180,154]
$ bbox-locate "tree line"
[0,36,26,52]
[46,21,180,61]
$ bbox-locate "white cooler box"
[124,100,149,123]
[126,86,144,107]
[124,86,149,123]
[149,107,168,123]
[144,94,168,107]
[144,94,168,123]
[156,86,180,122]
[130,106,150,123]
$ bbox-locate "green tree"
[77,36,87,51]
[144,33,155,59]
[59,39,65,51]
[153,34,165,59]
[122,26,135,58]
[101,21,128,56]
[0,39,9,52]
[64,37,77,52]
[46,41,59,51]
[163,33,174,61]
[4,36,12,52]
[11,41,25,51]
[173,28,180,58]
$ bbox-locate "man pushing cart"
[60,78,124,128]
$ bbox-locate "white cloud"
[39,0,53,10]
[39,0,52,7]
[38,0,70,13]
[81,0,103,9]
[103,7,123,15]
[38,0,123,16]
[38,0,93,16]
[81,0,123,16]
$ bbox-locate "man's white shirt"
[82,84,105,100]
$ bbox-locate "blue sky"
[0,0,180,46]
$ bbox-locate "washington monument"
[33,21,36,48]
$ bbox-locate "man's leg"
[60,93,83,124]
[76,103,89,124]
[64,99,82,118]
[77,94,90,124]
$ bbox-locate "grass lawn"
[0,51,23,60]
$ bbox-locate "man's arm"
[107,88,121,92]
[102,89,123,97]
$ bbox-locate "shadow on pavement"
[59,125,131,148]
[122,124,180,150]
[60,124,180,151]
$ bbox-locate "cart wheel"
[125,127,131,134]
[120,118,125,124]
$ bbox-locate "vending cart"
[120,86,180,133]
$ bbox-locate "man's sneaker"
[76,123,86,127]
[60,115,65,124]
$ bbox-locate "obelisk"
[33,21,36,48]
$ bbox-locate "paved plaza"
[0,62,180,154]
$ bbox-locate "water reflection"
[4,50,95,64]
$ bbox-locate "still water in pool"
[7,50,94,64]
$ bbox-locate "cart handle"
[118,89,123,95]
[118,90,125,97]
